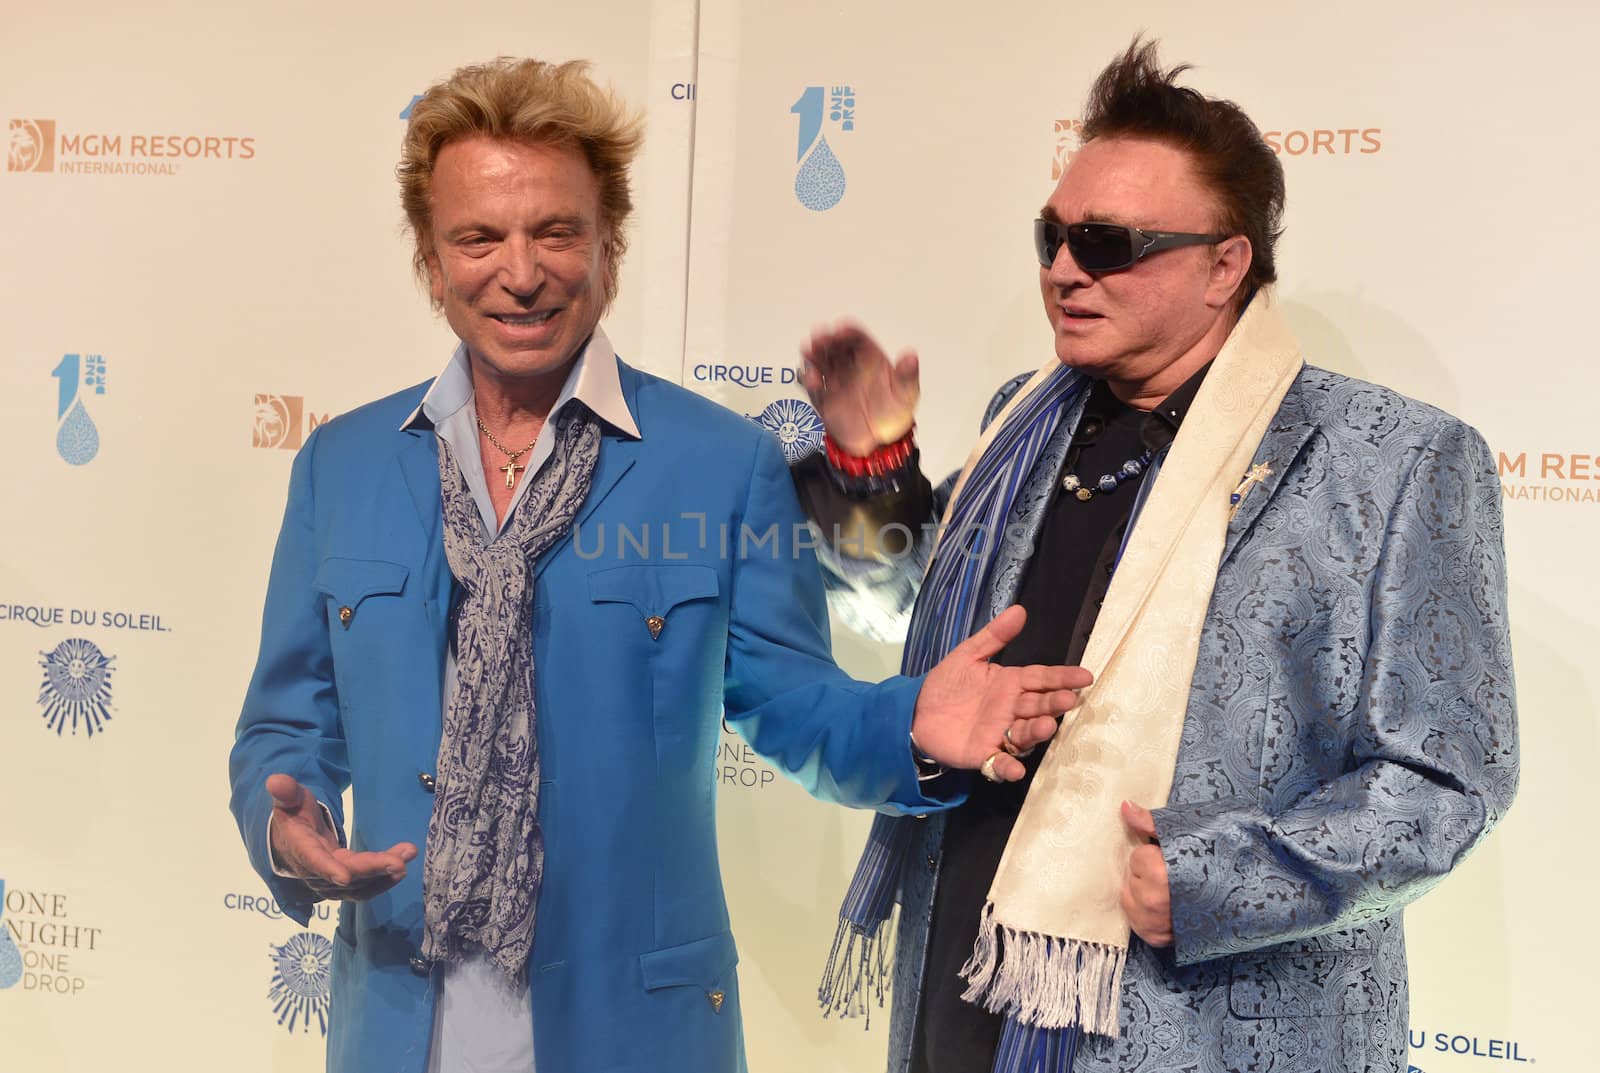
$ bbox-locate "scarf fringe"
[817,917,895,1027]
[958,902,1126,1036]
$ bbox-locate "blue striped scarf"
[819,364,1089,1070]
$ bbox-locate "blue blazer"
[229,358,941,1073]
[819,365,1518,1073]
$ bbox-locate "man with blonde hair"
[229,57,1086,1073]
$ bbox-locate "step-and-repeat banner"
[2,2,1591,1070]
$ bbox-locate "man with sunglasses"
[795,38,1517,1073]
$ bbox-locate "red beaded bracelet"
[824,425,916,477]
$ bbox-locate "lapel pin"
[1228,461,1273,520]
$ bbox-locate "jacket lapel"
[1218,370,1322,570]
[533,361,645,580]
[533,437,637,580]
[394,428,454,651]
[984,379,1091,611]
[397,427,443,535]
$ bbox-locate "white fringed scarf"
[955,295,1301,1036]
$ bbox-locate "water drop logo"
[0,881,24,990]
[268,931,333,1035]
[753,398,825,463]
[51,353,105,465]
[795,140,846,212]
[37,638,116,737]
[791,85,855,212]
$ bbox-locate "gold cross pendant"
[500,459,524,489]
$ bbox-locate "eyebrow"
[1038,206,1140,228]
[441,214,591,241]
[535,214,591,231]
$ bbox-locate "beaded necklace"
[1060,448,1154,502]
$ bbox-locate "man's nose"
[499,239,542,295]
[1046,240,1093,288]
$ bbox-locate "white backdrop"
[2,2,1592,1071]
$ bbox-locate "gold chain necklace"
[476,416,539,489]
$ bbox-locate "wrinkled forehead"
[1044,136,1222,229]
[430,133,596,183]
[429,136,602,211]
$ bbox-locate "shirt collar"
[399,324,641,439]
[1139,359,1212,454]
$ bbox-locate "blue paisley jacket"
[813,353,1518,1073]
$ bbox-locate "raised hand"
[800,321,921,455]
[266,773,417,901]
[909,605,1093,781]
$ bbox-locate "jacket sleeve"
[790,451,945,643]
[789,370,1035,642]
[723,432,962,814]
[1156,420,1519,964]
[228,427,350,926]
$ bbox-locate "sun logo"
[37,638,116,737]
[269,932,333,1035]
[753,398,825,463]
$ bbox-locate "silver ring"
[979,752,1003,783]
[1001,726,1025,758]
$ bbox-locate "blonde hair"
[397,58,644,306]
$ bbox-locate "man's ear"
[1206,235,1253,310]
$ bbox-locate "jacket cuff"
[873,674,968,814]
[1151,795,1262,966]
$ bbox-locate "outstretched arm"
[725,433,1087,809]
[228,431,415,921]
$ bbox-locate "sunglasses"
[1033,218,1229,273]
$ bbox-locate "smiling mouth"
[491,309,558,326]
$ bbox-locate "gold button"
[646,615,665,640]
[707,990,725,1013]
[338,606,353,628]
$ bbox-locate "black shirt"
[911,365,1209,1073]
